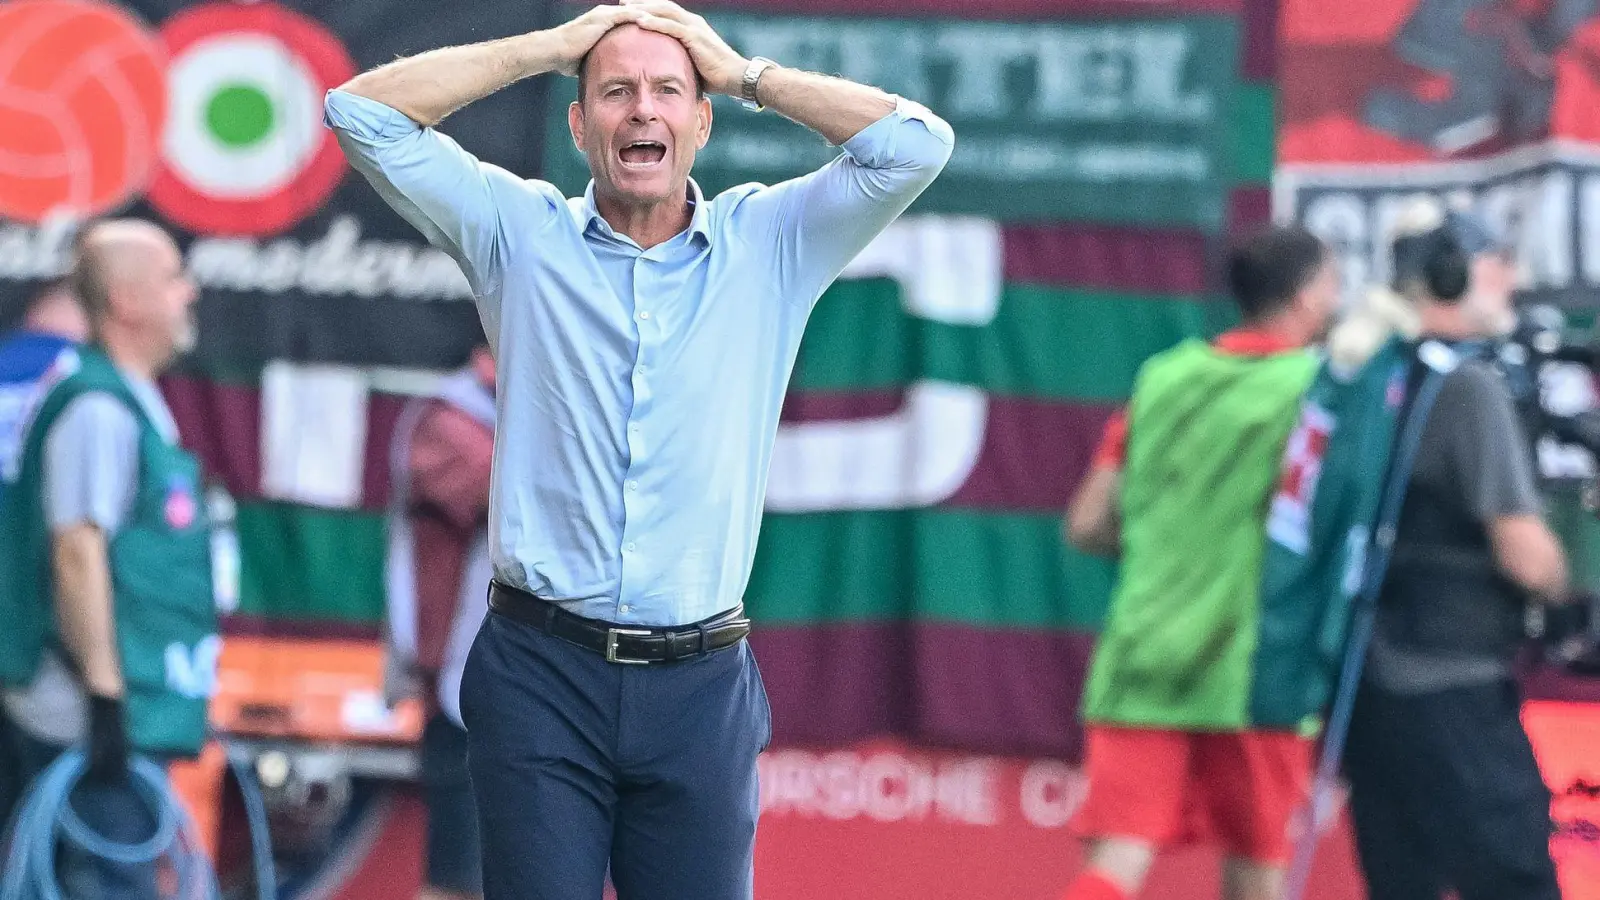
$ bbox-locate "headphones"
[1390,210,1499,304]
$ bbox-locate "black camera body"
[1495,305,1600,479]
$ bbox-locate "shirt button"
[638,311,650,320]
[625,542,637,553]
[620,605,633,614]
[627,480,639,491]
[635,366,646,376]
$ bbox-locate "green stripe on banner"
[234,502,386,624]
[747,509,1117,629]
[795,280,1232,402]
[1229,83,1276,184]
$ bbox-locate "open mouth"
[618,140,667,167]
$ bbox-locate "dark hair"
[575,45,705,106]
[1225,225,1329,322]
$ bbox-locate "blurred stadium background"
[3,0,1600,896]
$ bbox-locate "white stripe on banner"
[259,361,370,509]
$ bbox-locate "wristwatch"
[739,57,778,112]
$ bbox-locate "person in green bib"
[0,219,215,900]
[1058,226,1339,900]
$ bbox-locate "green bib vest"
[1082,340,1316,731]
[0,348,217,756]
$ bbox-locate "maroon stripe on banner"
[222,614,383,642]
[948,397,1120,511]
[782,390,906,423]
[777,394,1119,511]
[751,622,1096,759]
[1238,0,1277,80]
[359,393,409,511]
[163,375,261,502]
[1227,186,1273,233]
[1002,224,1211,295]
[698,0,1241,18]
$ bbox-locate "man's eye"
[661,86,680,95]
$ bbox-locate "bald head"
[73,219,179,322]
[70,218,198,370]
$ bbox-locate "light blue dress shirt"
[325,89,952,626]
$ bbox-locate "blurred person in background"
[1061,225,1339,900]
[0,280,90,497]
[0,219,216,899]
[325,0,949,896]
[0,279,89,828]
[1341,202,1568,900]
[386,344,496,900]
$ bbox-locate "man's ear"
[696,94,712,149]
[569,100,585,151]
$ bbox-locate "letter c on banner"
[767,217,1001,512]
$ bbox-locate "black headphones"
[1390,210,1499,304]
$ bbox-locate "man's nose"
[629,93,658,122]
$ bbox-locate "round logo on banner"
[148,1,355,237]
[0,0,167,223]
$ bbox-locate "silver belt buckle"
[605,628,655,664]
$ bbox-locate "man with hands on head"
[323,3,951,899]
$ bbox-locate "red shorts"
[1071,725,1314,864]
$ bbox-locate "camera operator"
[1342,201,1572,900]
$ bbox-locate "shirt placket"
[616,254,658,621]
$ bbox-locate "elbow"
[913,126,955,180]
[893,110,954,182]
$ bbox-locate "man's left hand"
[624,0,749,97]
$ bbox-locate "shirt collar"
[581,179,712,246]
[1213,328,1299,356]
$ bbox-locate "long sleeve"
[324,90,567,320]
[734,98,955,305]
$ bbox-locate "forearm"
[52,526,123,698]
[1492,514,1570,604]
[1522,541,1570,605]
[340,30,568,127]
[1067,468,1122,557]
[756,66,897,147]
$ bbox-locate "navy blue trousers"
[460,610,771,900]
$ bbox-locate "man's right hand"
[552,4,647,75]
[334,3,643,128]
[84,694,130,784]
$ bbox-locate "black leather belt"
[488,581,751,665]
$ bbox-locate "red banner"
[1277,0,1600,312]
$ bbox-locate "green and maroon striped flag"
[715,0,1276,758]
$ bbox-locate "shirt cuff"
[840,96,955,164]
[324,89,421,141]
